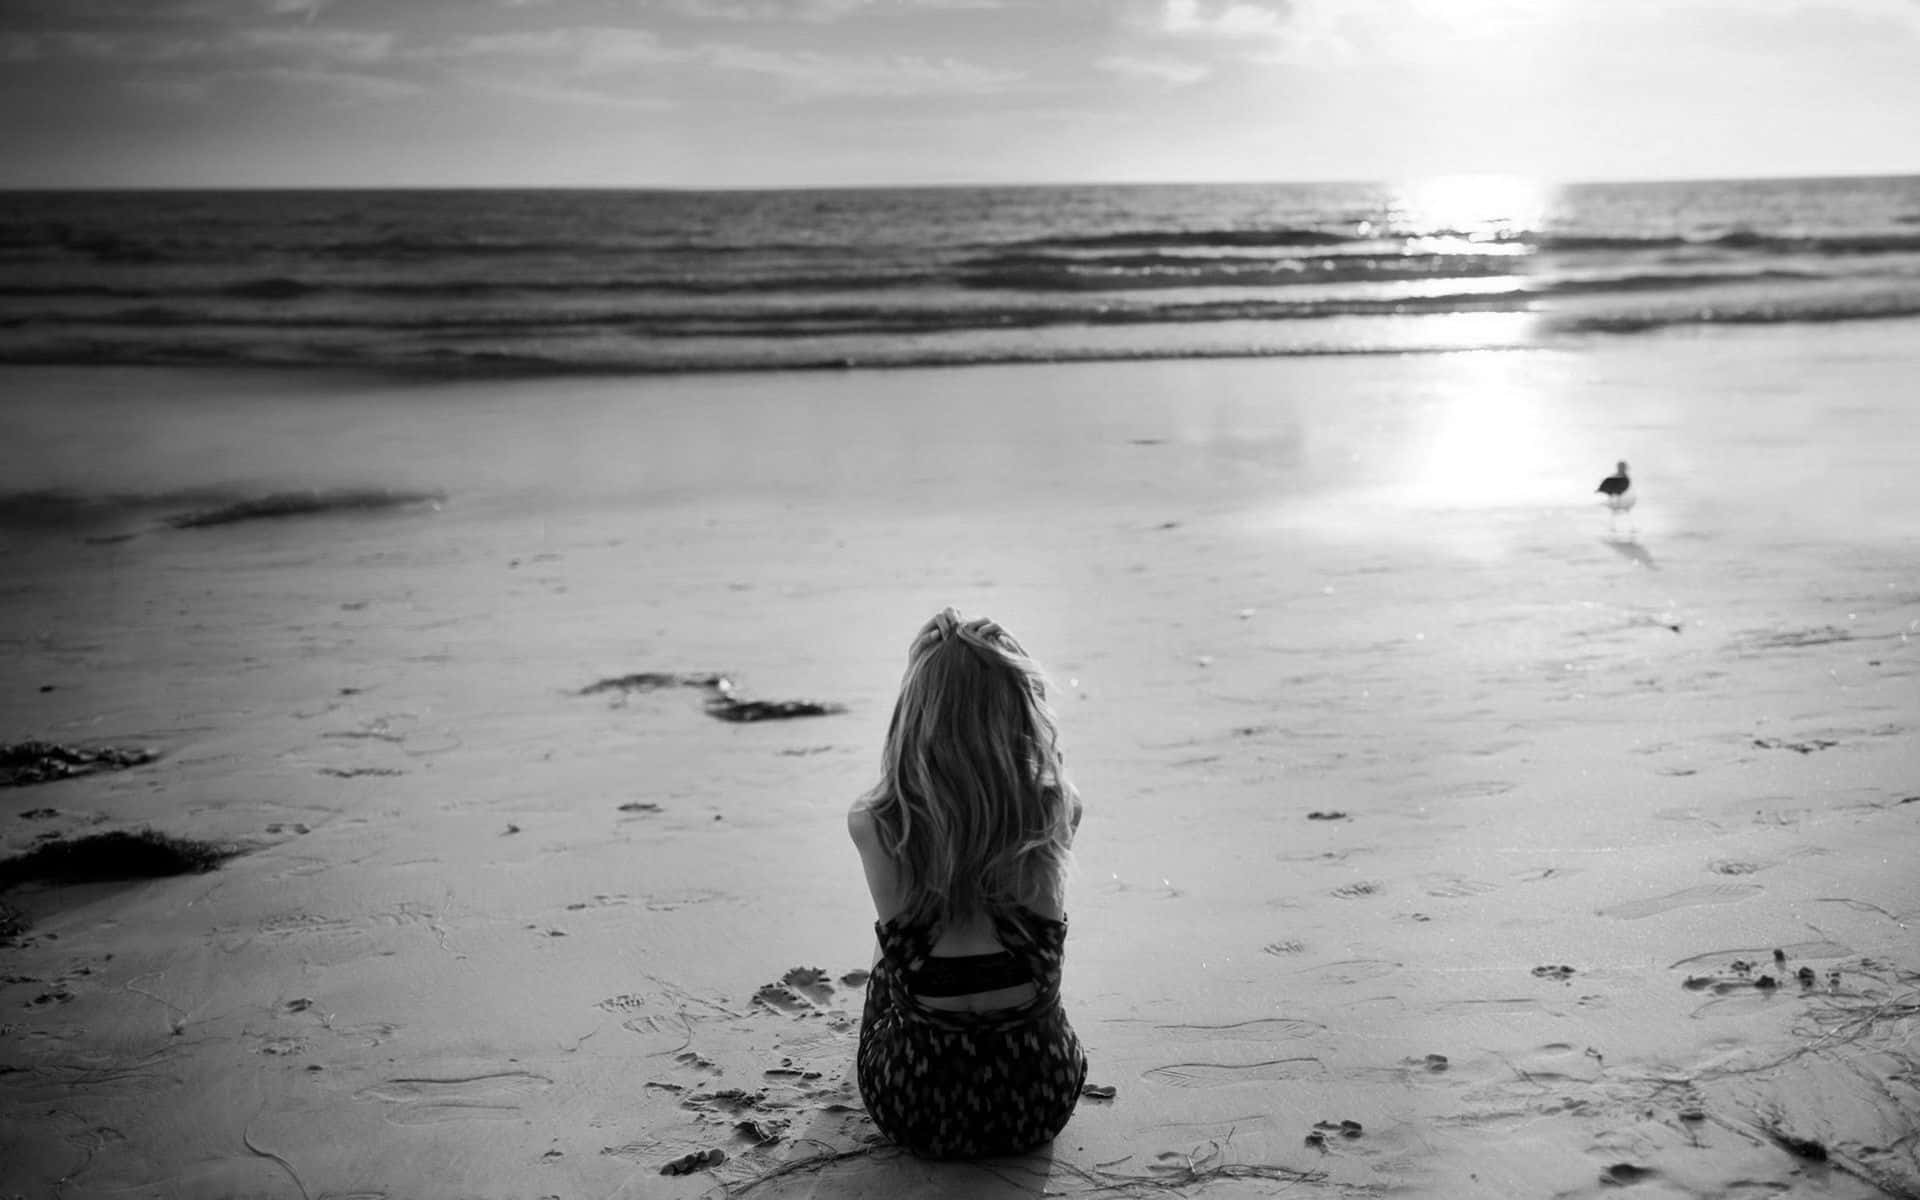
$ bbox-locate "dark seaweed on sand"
[577,672,730,696]
[577,671,845,722]
[0,830,240,890]
[165,487,445,529]
[705,697,846,723]
[1,741,157,788]
[0,901,26,944]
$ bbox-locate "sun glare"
[1396,173,1554,241]
[1402,350,1565,513]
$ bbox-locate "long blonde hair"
[864,608,1077,929]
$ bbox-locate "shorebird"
[1597,460,1634,528]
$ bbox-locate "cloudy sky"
[2,0,1917,188]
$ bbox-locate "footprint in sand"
[1141,1057,1323,1088]
[1512,1043,1599,1083]
[778,967,835,1006]
[355,1070,552,1125]
[1304,1118,1364,1147]
[1597,883,1760,921]
[1600,1162,1657,1186]
[753,984,813,1015]
[752,968,839,1015]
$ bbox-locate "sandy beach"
[3,321,1917,1199]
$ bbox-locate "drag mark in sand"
[1433,780,1517,802]
[1155,1017,1324,1042]
[354,1070,552,1125]
[1421,875,1502,899]
[1141,1057,1323,1088]
[1293,958,1402,985]
[1438,997,1550,1016]
[1668,940,1853,971]
[1598,883,1761,920]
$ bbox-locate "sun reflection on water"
[1392,173,1558,245]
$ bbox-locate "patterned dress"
[857,905,1088,1159]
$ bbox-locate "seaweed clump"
[1,741,157,788]
[0,829,240,890]
[577,672,845,723]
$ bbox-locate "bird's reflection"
[1602,535,1656,569]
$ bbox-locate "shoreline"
[0,313,1915,384]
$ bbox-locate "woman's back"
[850,799,1065,1011]
[850,608,1088,1158]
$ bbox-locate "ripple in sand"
[1598,883,1760,920]
[1141,1057,1322,1088]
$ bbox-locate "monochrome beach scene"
[2,2,1917,1198]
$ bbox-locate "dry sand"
[2,322,1917,1199]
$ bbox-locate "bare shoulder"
[847,798,903,920]
[846,797,882,847]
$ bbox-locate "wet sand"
[2,322,1917,1199]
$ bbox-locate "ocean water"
[2,176,1919,374]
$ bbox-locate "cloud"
[0,0,336,21]
[0,31,210,63]
[1097,54,1209,85]
[696,42,1021,95]
[233,61,422,100]
[234,27,394,64]
[437,25,681,69]
[454,74,677,110]
[1152,0,1559,67]
[653,0,1002,21]
[1158,0,1290,39]
[416,26,683,108]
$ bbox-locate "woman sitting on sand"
[849,608,1088,1159]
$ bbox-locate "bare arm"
[847,798,903,923]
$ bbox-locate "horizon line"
[4,168,1920,194]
